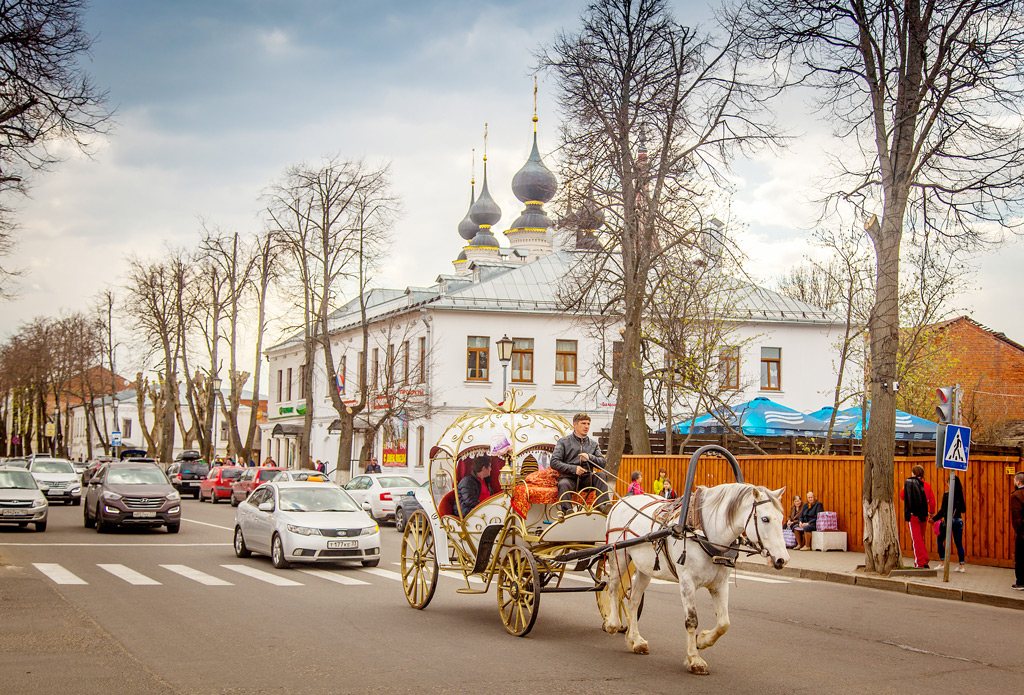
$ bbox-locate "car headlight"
[102,491,122,501]
[166,491,180,501]
[71,487,81,493]
[286,524,320,536]
[31,498,46,508]
[360,525,378,536]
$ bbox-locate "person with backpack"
[900,465,935,568]
[626,470,644,496]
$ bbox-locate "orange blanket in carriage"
[511,467,596,518]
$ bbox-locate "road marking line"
[183,518,234,531]
[98,564,161,586]
[220,564,303,586]
[33,563,87,585]
[160,564,233,586]
[297,569,370,586]
[359,567,402,582]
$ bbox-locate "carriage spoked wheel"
[400,509,438,610]
[595,556,643,633]
[497,545,541,637]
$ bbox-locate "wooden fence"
[615,453,1023,568]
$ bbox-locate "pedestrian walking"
[932,474,967,573]
[900,465,935,568]
[1011,471,1024,590]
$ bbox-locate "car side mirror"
[257,501,274,512]
[38,484,49,493]
[361,500,371,510]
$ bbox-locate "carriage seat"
[511,467,596,517]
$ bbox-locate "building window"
[403,341,410,385]
[220,421,229,442]
[387,343,395,388]
[372,348,380,390]
[760,347,781,390]
[511,338,534,382]
[357,352,364,391]
[555,340,577,384]
[338,355,346,395]
[286,367,293,401]
[467,336,489,381]
[122,418,132,439]
[276,369,282,402]
[417,426,425,467]
[719,347,739,390]
[299,364,306,399]
[612,341,624,382]
[419,337,426,383]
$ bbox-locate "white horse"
[601,484,789,674]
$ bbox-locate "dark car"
[394,480,429,532]
[166,459,210,499]
[83,462,181,533]
[229,467,285,506]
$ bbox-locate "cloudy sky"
[2,0,1021,358]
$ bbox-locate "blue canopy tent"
[672,397,828,437]
[808,406,937,441]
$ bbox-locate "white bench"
[810,530,848,551]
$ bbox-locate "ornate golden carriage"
[399,392,632,636]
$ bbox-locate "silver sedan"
[233,482,381,570]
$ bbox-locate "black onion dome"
[469,165,501,228]
[509,206,553,231]
[457,191,478,240]
[469,229,500,247]
[512,132,557,204]
[578,198,605,230]
[456,250,467,261]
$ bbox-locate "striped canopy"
[808,405,937,441]
[672,397,828,437]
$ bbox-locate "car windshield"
[107,468,169,485]
[257,470,283,482]
[32,460,75,474]
[377,476,418,488]
[278,487,359,513]
[220,468,243,480]
[0,470,38,489]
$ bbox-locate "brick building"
[914,316,1024,444]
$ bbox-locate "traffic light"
[935,387,955,424]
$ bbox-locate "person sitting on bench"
[457,456,492,517]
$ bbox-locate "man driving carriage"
[550,413,612,514]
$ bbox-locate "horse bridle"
[737,496,778,562]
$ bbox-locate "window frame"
[286,367,293,401]
[760,347,782,391]
[466,336,489,381]
[403,340,410,385]
[555,339,578,385]
[719,346,740,390]
[419,337,426,383]
[510,338,534,383]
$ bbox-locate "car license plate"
[2,509,27,516]
[326,540,357,549]
[132,511,157,518]
[188,482,199,486]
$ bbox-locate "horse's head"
[743,486,789,570]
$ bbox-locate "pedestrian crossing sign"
[942,424,971,471]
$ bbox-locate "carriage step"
[541,582,605,594]
[455,588,489,594]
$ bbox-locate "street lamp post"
[207,375,222,462]
[495,335,514,397]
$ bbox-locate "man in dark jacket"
[1011,472,1024,589]
[550,413,610,514]
[457,456,492,517]
[900,465,935,569]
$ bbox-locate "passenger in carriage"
[551,413,611,515]
[456,456,492,518]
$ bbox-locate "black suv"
[166,453,209,499]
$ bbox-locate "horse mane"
[701,483,783,524]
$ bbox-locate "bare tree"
[538,0,778,474]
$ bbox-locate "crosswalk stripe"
[98,564,161,586]
[221,564,303,586]
[733,572,788,584]
[160,564,233,586]
[297,569,370,586]
[359,567,402,582]
[33,563,87,585]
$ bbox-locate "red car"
[229,467,285,506]
[198,466,244,503]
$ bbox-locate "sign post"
[939,389,970,583]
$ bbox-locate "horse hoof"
[689,661,709,675]
[603,623,620,635]
[632,641,649,655]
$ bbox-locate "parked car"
[275,470,334,483]
[232,481,380,569]
[83,456,116,484]
[27,457,82,505]
[230,467,286,506]
[83,462,181,533]
[198,465,244,503]
[71,460,89,477]
[342,473,420,523]
[0,466,48,531]
[393,480,430,532]
[166,459,211,499]
[2,458,29,469]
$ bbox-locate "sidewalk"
[739,548,1024,610]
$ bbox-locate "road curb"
[735,560,1024,610]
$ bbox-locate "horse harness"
[607,487,776,577]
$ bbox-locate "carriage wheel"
[595,557,644,632]
[400,510,438,610]
[497,546,541,636]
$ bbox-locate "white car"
[342,474,421,523]
[28,457,82,505]
[233,482,381,569]
[0,466,48,531]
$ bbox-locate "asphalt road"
[0,498,1020,695]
